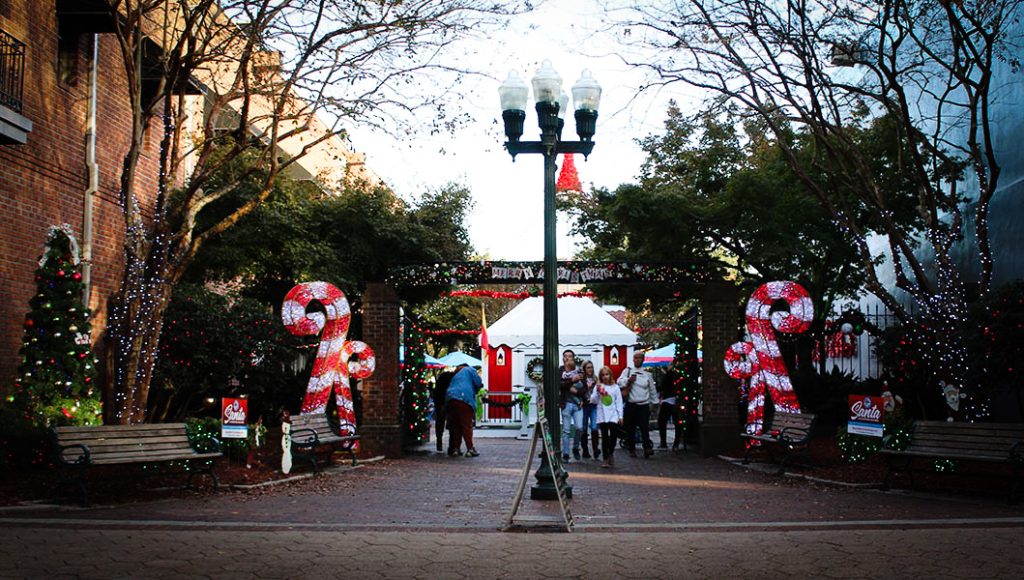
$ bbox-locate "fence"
[478,389,526,427]
[0,28,25,113]
[817,304,899,380]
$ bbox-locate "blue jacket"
[445,366,483,410]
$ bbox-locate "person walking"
[657,366,685,450]
[559,350,586,462]
[431,370,455,453]
[579,361,600,459]
[592,366,624,468]
[617,351,658,458]
[445,363,484,457]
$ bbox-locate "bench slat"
[63,441,197,456]
[55,425,187,436]
[87,451,221,464]
[59,435,193,446]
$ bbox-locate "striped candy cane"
[725,281,813,438]
[282,282,375,435]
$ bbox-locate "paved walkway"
[2,433,1023,578]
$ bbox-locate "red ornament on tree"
[24,319,35,329]
[57,270,65,277]
[556,153,583,193]
[72,272,82,282]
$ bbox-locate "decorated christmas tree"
[672,310,701,439]
[556,153,583,192]
[401,317,431,445]
[10,225,102,427]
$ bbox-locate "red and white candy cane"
[724,281,813,438]
[282,282,375,435]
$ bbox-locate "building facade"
[0,0,377,394]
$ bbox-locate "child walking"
[591,366,624,468]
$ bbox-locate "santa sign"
[221,397,248,439]
[847,395,884,438]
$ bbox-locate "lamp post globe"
[531,60,563,136]
[530,59,562,105]
[572,69,601,142]
[498,70,529,143]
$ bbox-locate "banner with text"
[221,397,249,439]
[847,395,884,437]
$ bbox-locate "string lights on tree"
[401,317,432,444]
[671,310,701,439]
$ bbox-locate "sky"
[347,1,699,261]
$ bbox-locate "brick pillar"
[359,283,402,458]
[699,282,743,457]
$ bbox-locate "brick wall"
[358,283,402,458]
[0,2,161,392]
[699,282,743,456]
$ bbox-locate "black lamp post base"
[530,456,572,500]
[530,480,573,500]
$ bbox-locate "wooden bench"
[881,420,1024,502]
[740,411,817,474]
[52,423,222,506]
[289,413,359,474]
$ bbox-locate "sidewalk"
[1,431,1023,578]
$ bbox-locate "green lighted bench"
[52,423,221,506]
[880,420,1024,502]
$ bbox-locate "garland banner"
[445,290,594,300]
[387,260,710,287]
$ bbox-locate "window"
[57,21,80,86]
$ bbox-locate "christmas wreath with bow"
[526,355,585,384]
[526,356,545,384]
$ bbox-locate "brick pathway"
[2,434,1023,578]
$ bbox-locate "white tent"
[482,297,638,421]
[487,296,637,349]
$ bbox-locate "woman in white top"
[591,366,624,468]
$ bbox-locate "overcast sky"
[346,1,702,261]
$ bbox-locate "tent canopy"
[399,346,445,368]
[485,296,636,349]
[437,351,483,367]
[642,343,703,367]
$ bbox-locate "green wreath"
[526,355,586,384]
[526,356,545,383]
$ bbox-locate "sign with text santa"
[221,397,249,439]
[847,395,884,438]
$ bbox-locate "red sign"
[848,395,884,423]
[847,395,885,437]
[221,397,248,439]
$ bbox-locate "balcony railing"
[0,28,25,113]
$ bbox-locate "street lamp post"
[499,61,601,500]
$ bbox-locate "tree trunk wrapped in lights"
[102,1,529,423]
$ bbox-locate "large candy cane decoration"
[724,281,813,438]
[282,282,375,434]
